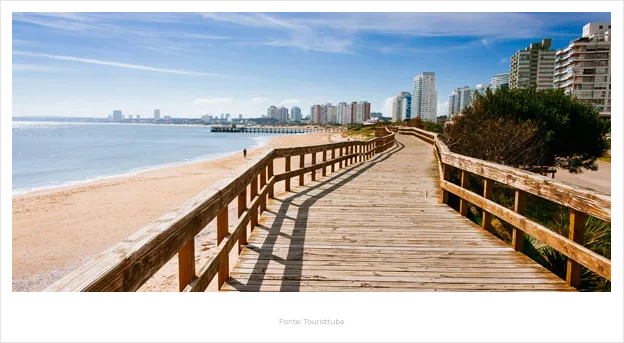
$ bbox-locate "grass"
[598,156,611,163]
[343,125,377,139]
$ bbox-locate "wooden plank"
[311,151,317,181]
[299,154,305,186]
[267,159,274,199]
[217,206,229,290]
[322,149,327,176]
[250,176,258,231]
[566,210,586,288]
[440,180,610,280]
[177,238,195,292]
[331,148,335,173]
[512,190,526,252]
[260,167,267,212]
[442,163,451,204]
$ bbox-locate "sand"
[12,132,347,292]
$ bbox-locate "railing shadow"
[226,141,406,291]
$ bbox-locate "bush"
[443,87,609,173]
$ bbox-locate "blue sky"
[12,12,611,118]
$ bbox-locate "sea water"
[12,121,291,195]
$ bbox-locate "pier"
[210,126,345,133]
[47,127,611,292]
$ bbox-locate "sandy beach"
[12,131,346,292]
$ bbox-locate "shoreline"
[12,133,277,198]
[12,131,346,291]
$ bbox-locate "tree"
[442,87,609,173]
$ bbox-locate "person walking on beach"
[243,148,247,158]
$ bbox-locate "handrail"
[46,127,396,292]
[398,126,611,287]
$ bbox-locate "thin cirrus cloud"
[251,97,269,103]
[193,97,233,105]
[12,50,230,77]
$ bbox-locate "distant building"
[437,115,448,124]
[239,114,243,120]
[490,73,510,91]
[267,106,278,120]
[555,22,611,117]
[112,110,123,122]
[371,112,382,119]
[474,84,488,97]
[153,109,160,120]
[128,114,133,120]
[355,101,370,124]
[277,107,289,123]
[164,116,172,120]
[136,115,140,120]
[290,106,302,122]
[392,92,411,122]
[510,38,556,90]
[412,72,437,122]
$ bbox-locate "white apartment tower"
[490,73,510,91]
[412,72,437,122]
[555,22,611,117]
[153,109,160,119]
[509,38,556,90]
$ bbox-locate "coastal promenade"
[46,127,611,292]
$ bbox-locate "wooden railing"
[398,127,611,288]
[46,128,396,292]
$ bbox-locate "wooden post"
[512,189,526,252]
[285,156,291,192]
[482,178,493,230]
[178,238,195,292]
[268,159,274,198]
[250,176,258,231]
[459,170,469,217]
[217,206,228,290]
[322,149,327,177]
[299,153,305,186]
[237,189,247,254]
[566,209,586,288]
[331,148,336,173]
[441,164,452,204]
[260,167,266,212]
[339,147,343,169]
[311,151,317,181]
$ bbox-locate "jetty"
[210,126,345,133]
[46,127,611,292]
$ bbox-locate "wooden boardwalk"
[223,135,575,292]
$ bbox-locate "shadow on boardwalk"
[226,142,406,291]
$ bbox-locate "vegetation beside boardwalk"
[441,88,611,291]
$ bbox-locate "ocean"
[12,121,292,196]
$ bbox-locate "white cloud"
[13,50,229,77]
[251,97,269,103]
[193,97,233,105]
[12,63,65,72]
[383,97,395,118]
[280,99,301,106]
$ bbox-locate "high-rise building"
[276,107,289,123]
[474,84,487,97]
[321,103,333,124]
[412,72,437,122]
[153,109,161,120]
[448,90,457,119]
[458,86,472,113]
[392,92,411,122]
[509,38,556,90]
[490,73,510,91]
[267,106,278,120]
[555,22,611,117]
[112,110,123,122]
[239,114,243,120]
[290,106,302,122]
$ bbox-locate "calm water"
[12,121,291,195]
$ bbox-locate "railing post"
[331,148,335,173]
[268,159,274,199]
[250,176,258,231]
[285,156,291,192]
[299,153,305,186]
[217,205,228,290]
[441,163,451,204]
[482,178,493,230]
[512,190,526,252]
[311,151,317,181]
[178,238,195,292]
[566,209,586,288]
[260,167,266,212]
[339,146,343,169]
[237,189,247,254]
[322,149,327,176]
[459,170,470,216]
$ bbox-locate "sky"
[12,12,611,119]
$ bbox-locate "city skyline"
[12,12,610,119]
